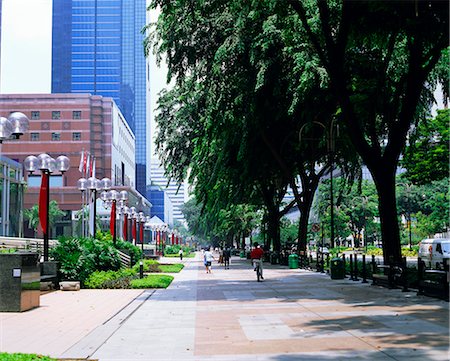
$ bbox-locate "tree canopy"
[146,0,448,263]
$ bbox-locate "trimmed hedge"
[130,274,174,289]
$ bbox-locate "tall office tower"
[150,159,186,225]
[51,0,148,197]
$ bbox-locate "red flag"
[89,156,94,177]
[139,222,144,244]
[123,214,128,240]
[83,152,89,175]
[132,219,136,241]
[39,172,49,235]
[109,201,116,237]
[171,233,174,245]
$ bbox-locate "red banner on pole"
[39,172,49,236]
[109,201,116,237]
[132,219,136,241]
[139,222,144,244]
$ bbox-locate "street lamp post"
[129,207,137,245]
[298,119,338,249]
[86,177,101,237]
[0,112,30,143]
[24,153,70,261]
[77,178,87,237]
[118,191,129,242]
[398,183,414,250]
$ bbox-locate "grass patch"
[130,274,174,289]
[0,353,56,361]
[164,252,195,258]
[159,263,184,273]
[0,248,17,254]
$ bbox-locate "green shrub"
[0,248,17,254]
[164,245,181,255]
[50,236,121,283]
[131,259,161,273]
[366,246,383,256]
[116,240,142,266]
[130,274,174,289]
[0,353,56,361]
[159,263,184,273]
[84,268,137,289]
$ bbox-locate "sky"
[0,0,52,93]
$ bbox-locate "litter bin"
[330,257,345,279]
[0,252,40,312]
[288,254,299,269]
[239,251,245,258]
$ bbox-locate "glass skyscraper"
[52,0,147,197]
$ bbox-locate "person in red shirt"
[250,242,264,279]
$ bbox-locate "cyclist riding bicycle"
[250,242,264,280]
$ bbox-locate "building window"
[30,132,39,141]
[51,132,61,141]
[72,132,81,141]
[52,111,61,120]
[31,111,40,120]
[73,111,82,119]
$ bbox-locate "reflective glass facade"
[52,0,147,197]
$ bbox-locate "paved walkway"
[0,253,448,361]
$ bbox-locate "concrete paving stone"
[1,254,448,361]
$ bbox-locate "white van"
[418,238,450,269]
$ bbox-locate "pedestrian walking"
[204,248,215,273]
[178,248,183,261]
[223,247,231,269]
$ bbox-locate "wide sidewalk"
[0,253,448,361]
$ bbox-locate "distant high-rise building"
[51,0,148,198]
[150,159,186,225]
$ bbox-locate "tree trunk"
[267,208,281,252]
[297,189,315,255]
[371,166,402,264]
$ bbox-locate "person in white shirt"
[204,248,215,273]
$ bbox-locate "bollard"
[349,254,354,281]
[353,254,359,281]
[371,255,377,285]
[326,253,330,274]
[139,260,144,279]
[402,257,409,292]
[361,254,368,283]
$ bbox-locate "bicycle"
[253,259,263,282]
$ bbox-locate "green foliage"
[280,218,298,246]
[0,353,56,361]
[50,236,121,283]
[130,274,174,289]
[314,179,380,246]
[132,259,161,273]
[0,248,17,254]
[164,252,195,258]
[84,269,137,289]
[164,245,191,255]
[366,246,383,256]
[24,200,65,234]
[159,264,184,273]
[401,109,450,185]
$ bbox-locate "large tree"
[288,0,448,263]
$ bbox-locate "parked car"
[418,238,450,269]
